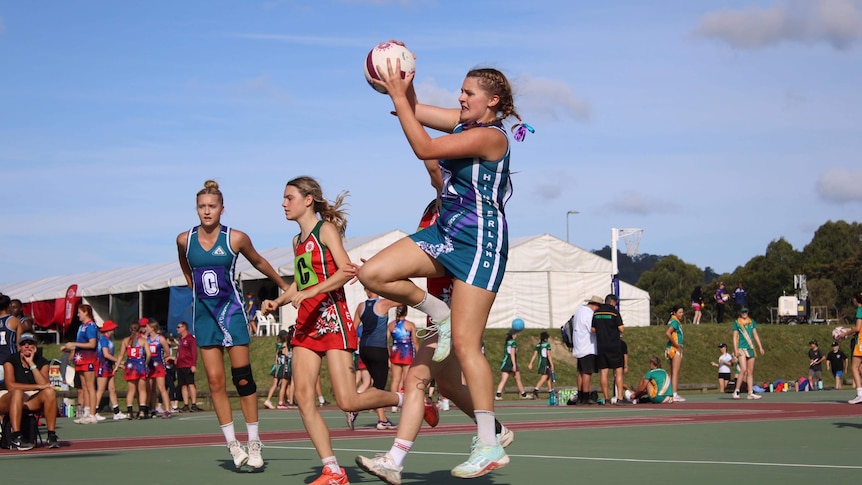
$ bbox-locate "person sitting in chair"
[0,332,60,449]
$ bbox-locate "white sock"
[856,388,862,396]
[246,421,260,442]
[475,410,496,446]
[397,392,404,407]
[220,421,237,443]
[322,456,340,474]
[412,293,450,322]
[389,439,413,467]
[318,395,325,404]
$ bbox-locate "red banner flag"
[63,284,78,329]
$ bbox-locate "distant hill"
[591,246,720,285]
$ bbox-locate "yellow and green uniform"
[645,368,672,403]
[665,316,683,359]
[733,317,758,358]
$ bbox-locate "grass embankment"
[39,323,843,400]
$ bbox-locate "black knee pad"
[231,365,257,397]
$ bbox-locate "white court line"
[252,445,862,471]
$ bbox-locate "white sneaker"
[94,414,106,421]
[747,393,762,400]
[114,412,129,420]
[227,440,249,469]
[498,425,515,448]
[246,440,264,469]
[673,394,686,402]
[732,391,740,400]
[263,400,275,410]
[848,395,862,404]
[356,453,402,485]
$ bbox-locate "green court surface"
[2,391,860,484]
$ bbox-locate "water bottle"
[818,380,823,390]
[551,371,556,383]
[68,404,75,419]
[60,402,66,417]
[769,383,774,393]
[549,390,556,406]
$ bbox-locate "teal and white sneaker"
[470,426,514,452]
[429,317,451,362]
[356,453,403,485]
[451,441,509,478]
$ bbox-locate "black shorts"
[597,352,624,370]
[177,367,196,387]
[359,346,390,391]
[718,372,731,380]
[577,355,597,374]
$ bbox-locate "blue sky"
[2,0,861,285]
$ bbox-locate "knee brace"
[231,365,257,397]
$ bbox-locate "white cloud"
[414,77,459,108]
[516,75,591,122]
[694,0,862,50]
[233,74,292,102]
[604,192,678,215]
[817,167,862,202]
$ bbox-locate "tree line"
[595,220,862,326]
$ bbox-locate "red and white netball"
[364,42,415,94]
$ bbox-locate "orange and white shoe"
[310,467,349,485]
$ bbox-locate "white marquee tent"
[1,231,650,330]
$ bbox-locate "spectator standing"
[0,295,24,386]
[826,341,847,390]
[245,293,259,336]
[733,283,747,314]
[175,321,200,412]
[352,289,399,430]
[389,305,419,410]
[144,320,173,418]
[592,294,625,404]
[841,290,862,403]
[61,304,99,424]
[711,343,734,392]
[572,296,603,404]
[808,340,825,389]
[664,305,686,402]
[0,332,60,449]
[690,286,704,325]
[715,282,729,323]
[117,323,151,418]
[732,307,764,400]
[94,320,127,420]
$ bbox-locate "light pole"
[566,210,579,243]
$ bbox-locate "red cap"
[100,320,118,332]
[138,317,150,326]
